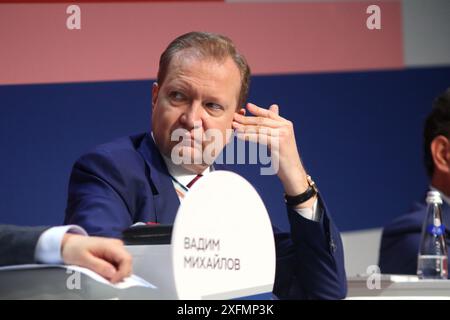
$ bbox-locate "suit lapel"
[137,133,180,224]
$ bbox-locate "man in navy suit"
[379,88,450,275]
[64,32,347,299]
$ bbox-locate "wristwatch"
[284,175,318,206]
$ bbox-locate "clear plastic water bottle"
[417,190,448,279]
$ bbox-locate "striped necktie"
[172,174,203,200]
[187,174,203,188]
[145,174,203,224]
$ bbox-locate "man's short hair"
[157,31,251,109]
[424,88,450,177]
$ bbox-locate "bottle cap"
[426,190,443,204]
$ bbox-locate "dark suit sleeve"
[273,195,347,300]
[64,150,134,238]
[0,225,49,266]
[379,214,423,275]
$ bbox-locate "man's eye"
[205,102,224,111]
[169,91,186,102]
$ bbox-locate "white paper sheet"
[0,264,156,289]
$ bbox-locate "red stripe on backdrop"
[0,2,403,85]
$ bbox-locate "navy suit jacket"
[379,200,450,276]
[64,133,347,299]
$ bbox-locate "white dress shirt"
[34,225,87,264]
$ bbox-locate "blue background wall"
[1,67,449,232]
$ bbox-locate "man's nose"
[180,102,204,131]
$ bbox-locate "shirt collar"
[151,132,211,188]
[430,185,450,206]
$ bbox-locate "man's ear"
[152,82,159,111]
[431,135,450,173]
